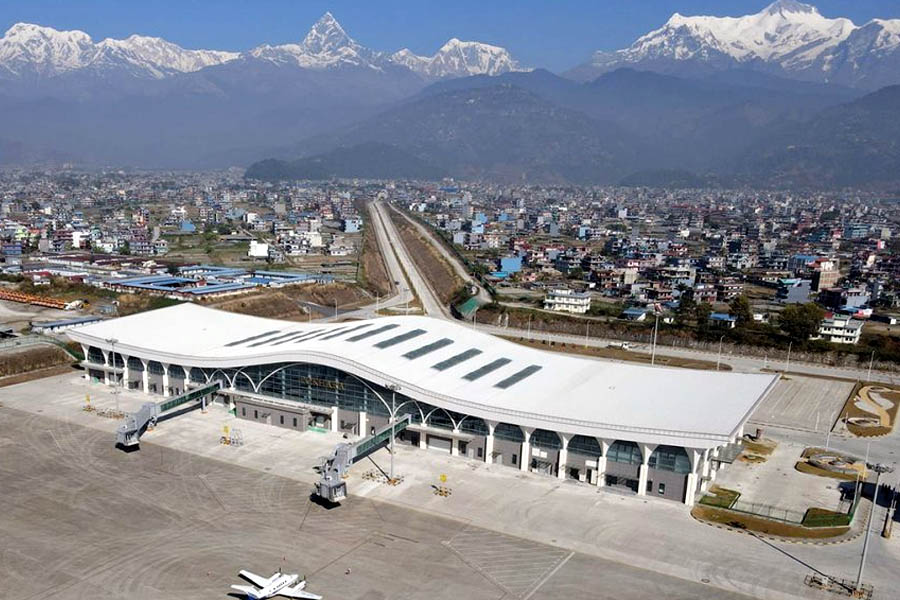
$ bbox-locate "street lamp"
[650,312,660,366]
[785,341,792,374]
[385,383,401,482]
[856,462,894,594]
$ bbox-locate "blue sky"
[4,1,900,71]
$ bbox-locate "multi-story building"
[543,288,591,314]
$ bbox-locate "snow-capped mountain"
[567,1,900,89]
[0,22,237,79]
[248,12,387,70]
[0,13,524,81]
[392,38,524,79]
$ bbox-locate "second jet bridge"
[116,381,221,449]
[315,414,412,502]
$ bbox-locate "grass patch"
[698,485,740,509]
[742,439,776,456]
[691,505,849,539]
[795,461,863,481]
[802,507,852,528]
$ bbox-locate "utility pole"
[716,335,724,372]
[857,463,893,594]
[883,476,897,538]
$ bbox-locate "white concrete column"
[358,410,367,438]
[141,359,149,394]
[484,421,496,464]
[80,344,90,380]
[101,350,110,385]
[330,405,339,433]
[637,443,656,496]
[161,363,170,397]
[451,431,460,457]
[121,355,130,389]
[701,448,711,478]
[596,438,609,487]
[557,433,570,480]
[685,448,702,506]
[519,427,533,472]
[737,424,745,439]
[418,430,427,450]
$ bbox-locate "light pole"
[650,312,659,366]
[825,411,836,450]
[785,341,792,374]
[716,335,724,372]
[106,337,119,412]
[386,383,401,482]
[856,463,894,594]
[867,350,875,383]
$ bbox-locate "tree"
[729,295,753,326]
[695,302,713,333]
[779,303,825,344]
[675,295,696,326]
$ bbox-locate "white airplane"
[230,569,322,599]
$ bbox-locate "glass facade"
[607,440,643,465]
[648,445,691,474]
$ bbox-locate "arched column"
[520,427,533,472]
[141,358,149,394]
[637,442,657,496]
[359,410,367,439]
[596,438,609,487]
[80,344,90,380]
[330,405,339,433]
[101,349,110,385]
[451,429,460,456]
[484,420,497,464]
[557,433,571,480]
[161,363,170,397]
[121,354,130,388]
[684,448,703,506]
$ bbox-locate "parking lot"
[749,375,854,432]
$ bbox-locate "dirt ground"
[389,211,462,304]
[205,284,371,321]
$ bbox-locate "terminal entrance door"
[605,475,638,493]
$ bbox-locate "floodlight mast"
[386,383,401,482]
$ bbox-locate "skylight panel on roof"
[347,323,399,342]
[224,330,281,347]
[294,329,337,343]
[248,330,301,347]
[403,338,453,359]
[494,365,542,389]
[374,328,426,349]
[432,348,482,371]
[319,323,371,340]
[271,331,318,346]
[463,358,512,381]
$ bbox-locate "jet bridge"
[116,381,222,449]
[315,414,411,502]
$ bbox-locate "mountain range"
[2,3,900,188]
[568,0,900,90]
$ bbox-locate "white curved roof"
[67,303,778,449]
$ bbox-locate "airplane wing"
[231,584,260,598]
[239,569,274,588]
[279,583,322,599]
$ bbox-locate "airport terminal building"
[68,304,778,505]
